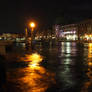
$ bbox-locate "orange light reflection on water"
[81,43,92,92]
[88,43,92,58]
[22,53,43,62]
[19,53,55,92]
[21,53,43,66]
[88,43,92,66]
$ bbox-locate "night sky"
[1,0,92,33]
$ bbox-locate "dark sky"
[1,0,92,33]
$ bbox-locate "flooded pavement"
[6,42,92,92]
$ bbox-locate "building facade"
[55,24,78,41]
[78,19,92,41]
[55,19,92,41]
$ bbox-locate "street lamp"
[29,22,35,31]
[29,22,36,49]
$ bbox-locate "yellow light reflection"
[26,53,43,62]
[29,63,38,68]
[81,67,92,92]
[81,43,92,92]
[66,42,71,54]
[21,53,43,67]
[18,67,51,92]
[88,43,92,63]
[19,53,55,92]
[29,53,43,62]
[88,43,92,57]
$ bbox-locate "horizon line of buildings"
[0,18,92,42]
[55,19,92,41]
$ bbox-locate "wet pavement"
[5,42,92,92]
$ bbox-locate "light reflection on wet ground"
[81,43,92,92]
[7,53,55,92]
[6,42,92,92]
[7,65,55,92]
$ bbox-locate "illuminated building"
[78,19,92,41]
[0,33,18,40]
[0,33,26,42]
[55,24,78,41]
[55,19,92,42]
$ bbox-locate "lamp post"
[29,22,36,48]
[25,28,28,39]
[25,27,29,49]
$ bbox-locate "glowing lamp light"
[29,22,35,28]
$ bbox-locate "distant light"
[84,34,92,40]
[63,31,76,34]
